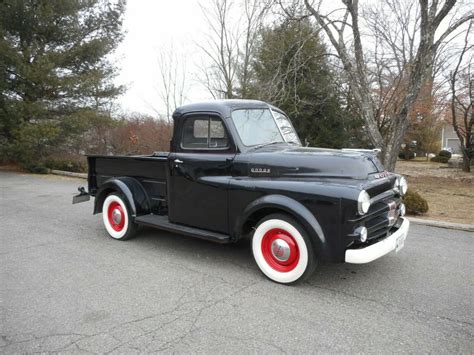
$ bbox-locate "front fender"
[93,177,150,217]
[237,194,329,259]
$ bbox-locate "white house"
[441,124,462,153]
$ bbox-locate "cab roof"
[172,99,274,119]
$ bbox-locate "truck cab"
[76,99,409,284]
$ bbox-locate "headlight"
[395,176,408,196]
[399,203,406,216]
[357,190,371,215]
[354,226,368,242]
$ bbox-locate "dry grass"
[396,160,474,224]
[0,163,26,173]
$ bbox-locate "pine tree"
[0,0,125,166]
[249,19,362,148]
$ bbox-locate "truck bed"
[88,153,169,213]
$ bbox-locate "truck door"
[168,114,235,234]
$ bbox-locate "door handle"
[174,159,184,164]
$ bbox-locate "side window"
[181,116,229,149]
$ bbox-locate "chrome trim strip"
[370,189,396,204]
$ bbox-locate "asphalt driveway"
[1,171,473,353]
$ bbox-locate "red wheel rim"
[261,228,299,272]
[107,201,125,232]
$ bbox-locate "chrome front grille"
[364,199,401,242]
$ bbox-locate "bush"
[430,155,449,163]
[439,150,452,158]
[403,189,429,215]
[24,163,49,174]
[398,150,415,160]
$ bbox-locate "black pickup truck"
[75,99,409,284]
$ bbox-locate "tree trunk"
[382,145,397,172]
[380,111,411,171]
[462,151,471,172]
[382,140,403,172]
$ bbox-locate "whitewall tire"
[252,214,316,284]
[102,193,137,240]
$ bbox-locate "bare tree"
[294,0,474,171]
[157,46,188,123]
[238,0,271,97]
[198,0,239,98]
[198,0,270,99]
[449,21,473,172]
[363,0,420,133]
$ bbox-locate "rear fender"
[93,177,150,217]
[236,194,329,259]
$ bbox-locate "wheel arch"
[93,177,150,217]
[236,194,329,258]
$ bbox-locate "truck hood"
[240,145,384,179]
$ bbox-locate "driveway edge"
[50,169,87,179]
[408,217,474,232]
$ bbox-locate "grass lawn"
[396,160,474,225]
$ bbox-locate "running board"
[135,214,232,243]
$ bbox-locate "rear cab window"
[181,116,229,150]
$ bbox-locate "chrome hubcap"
[112,209,122,224]
[271,239,291,262]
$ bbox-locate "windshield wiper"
[251,141,285,150]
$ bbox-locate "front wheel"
[102,193,137,240]
[251,213,316,284]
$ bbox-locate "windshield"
[231,108,301,147]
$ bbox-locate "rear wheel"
[251,213,316,284]
[102,193,137,240]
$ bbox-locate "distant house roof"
[172,99,273,119]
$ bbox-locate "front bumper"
[345,218,409,264]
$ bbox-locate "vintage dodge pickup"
[74,100,409,284]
